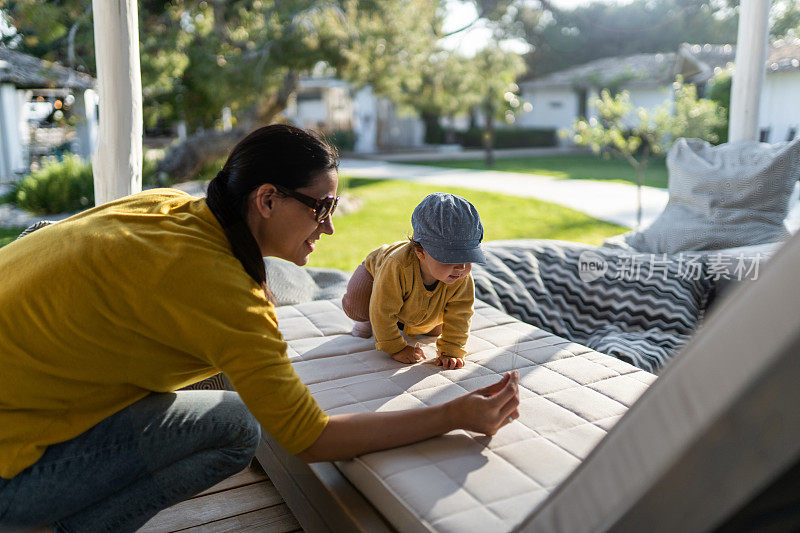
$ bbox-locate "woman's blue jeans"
[0,390,261,532]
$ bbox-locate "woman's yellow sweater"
[363,241,474,357]
[0,189,328,479]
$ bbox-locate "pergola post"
[728,0,771,143]
[91,0,143,205]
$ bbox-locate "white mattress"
[277,299,656,532]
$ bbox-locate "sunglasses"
[273,184,339,223]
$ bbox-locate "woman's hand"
[446,371,520,436]
[297,371,521,462]
[391,344,425,364]
[436,355,466,369]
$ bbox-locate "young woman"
[0,124,519,532]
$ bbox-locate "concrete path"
[340,158,669,229]
[4,159,798,234]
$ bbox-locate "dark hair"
[206,124,339,289]
[408,237,424,253]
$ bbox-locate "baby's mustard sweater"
[0,189,328,479]
[363,241,474,357]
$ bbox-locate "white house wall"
[353,86,377,153]
[517,86,673,144]
[325,86,353,131]
[517,89,579,132]
[296,99,327,129]
[624,86,673,127]
[759,70,800,142]
[376,99,424,149]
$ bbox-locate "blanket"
[472,241,712,373]
[262,241,712,373]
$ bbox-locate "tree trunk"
[156,71,300,182]
[421,111,441,144]
[635,149,650,228]
[469,108,479,130]
[636,165,643,228]
[155,127,249,183]
[484,99,495,168]
[445,114,457,144]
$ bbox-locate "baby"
[342,193,484,369]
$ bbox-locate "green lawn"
[309,178,627,271]
[410,154,670,189]
[0,227,25,248]
[0,179,628,271]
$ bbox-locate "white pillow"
[620,137,800,253]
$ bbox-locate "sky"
[440,0,627,56]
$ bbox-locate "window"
[296,89,323,103]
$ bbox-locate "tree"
[472,45,526,166]
[0,1,95,72]
[514,0,738,77]
[397,51,483,144]
[569,80,726,226]
[3,0,446,180]
[3,0,534,178]
[770,0,800,39]
[396,44,525,152]
[707,69,733,144]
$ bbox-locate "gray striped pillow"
[473,241,712,373]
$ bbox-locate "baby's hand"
[436,355,465,370]
[391,345,425,364]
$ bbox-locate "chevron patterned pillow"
[473,241,713,373]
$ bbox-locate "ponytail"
[203,124,339,301]
[206,170,267,289]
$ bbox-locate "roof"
[680,43,736,70]
[676,43,735,83]
[0,47,95,90]
[522,52,677,90]
[766,38,800,73]
[524,40,800,91]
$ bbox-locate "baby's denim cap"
[412,193,485,264]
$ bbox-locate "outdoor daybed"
[252,227,800,533]
[250,138,800,532]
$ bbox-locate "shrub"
[194,156,228,184]
[142,157,167,188]
[15,155,94,214]
[326,130,356,152]
[457,127,557,148]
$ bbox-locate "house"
[517,52,677,138]
[0,47,98,183]
[759,39,800,142]
[518,40,800,144]
[283,76,353,133]
[283,76,425,153]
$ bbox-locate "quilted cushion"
[619,137,800,253]
[276,299,655,532]
[264,257,349,305]
[473,241,712,373]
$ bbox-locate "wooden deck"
[139,461,302,532]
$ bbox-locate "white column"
[176,120,187,140]
[221,106,232,131]
[91,0,143,204]
[728,0,771,143]
[0,84,25,182]
[73,89,99,161]
[353,86,378,153]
